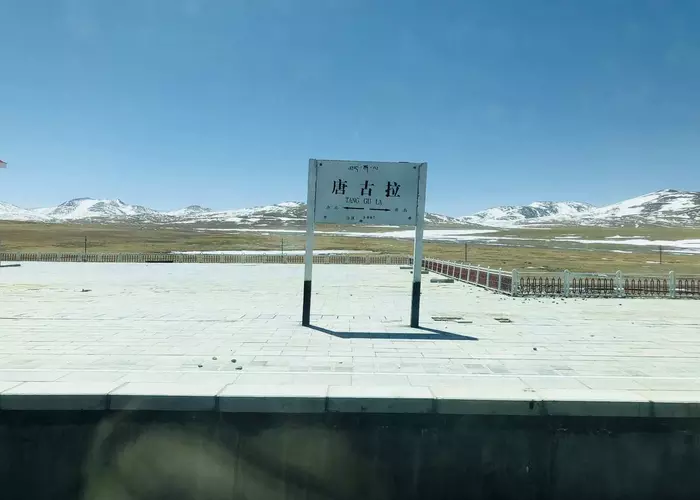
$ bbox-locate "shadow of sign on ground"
[308,324,478,341]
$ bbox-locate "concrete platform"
[0,262,699,415]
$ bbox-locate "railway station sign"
[303,159,428,328]
[313,160,423,226]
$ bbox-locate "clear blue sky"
[1,0,699,215]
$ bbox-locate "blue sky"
[1,0,699,215]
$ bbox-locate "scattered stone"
[235,366,243,371]
[212,356,217,360]
[197,364,203,368]
[80,289,92,293]
[533,347,538,351]
[231,359,237,363]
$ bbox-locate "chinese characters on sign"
[331,179,347,195]
[332,180,400,199]
[360,180,373,196]
[313,160,422,226]
[385,182,400,197]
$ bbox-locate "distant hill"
[458,189,700,227]
[1,189,698,227]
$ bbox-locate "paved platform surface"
[1,263,699,415]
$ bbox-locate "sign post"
[411,167,428,327]
[302,159,317,326]
[303,159,428,327]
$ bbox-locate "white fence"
[0,252,412,266]
[421,258,700,299]
[514,269,700,298]
[422,258,514,295]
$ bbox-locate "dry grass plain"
[0,221,698,274]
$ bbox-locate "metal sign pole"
[302,159,317,326]
[410,163,428,328]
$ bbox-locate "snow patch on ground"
[564,238,700,254]
[196,228,501,240]
[192,226,700,253]
[171,250,373,255]
[606,235,646,239]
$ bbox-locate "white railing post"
[564,270,571,297]
[512,269,520,296]
[476,265,481,286]
[669,270,676,298]
[497,268,502,292]
[615,270,624,298]
[466,263,472,282]
[486,266,491,289]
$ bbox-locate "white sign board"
[313,160,423,226]
[303,158,428,328]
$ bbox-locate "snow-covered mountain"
[460,201,593,227]
[0,201,49,222]
[165,205,213,217]
[174,201,308,225]
[587,189,700,224]
[459,190,700,227]
[458,190,700,227]
[35,198,161,221]
[1,190,698,227]
[5,198,460,226]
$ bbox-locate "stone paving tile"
[0,382,22,393]
[408,375,531,390]
[0,371,66,382]
[520,376,589,390]
[110,382,227,411]
[57,371,129,383]
[0,381,122,410]
[351,374,411,386]
[578,377,649,391]
[637,378,700,391]
[1,263,700,408]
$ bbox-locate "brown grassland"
[0,221,698,275]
